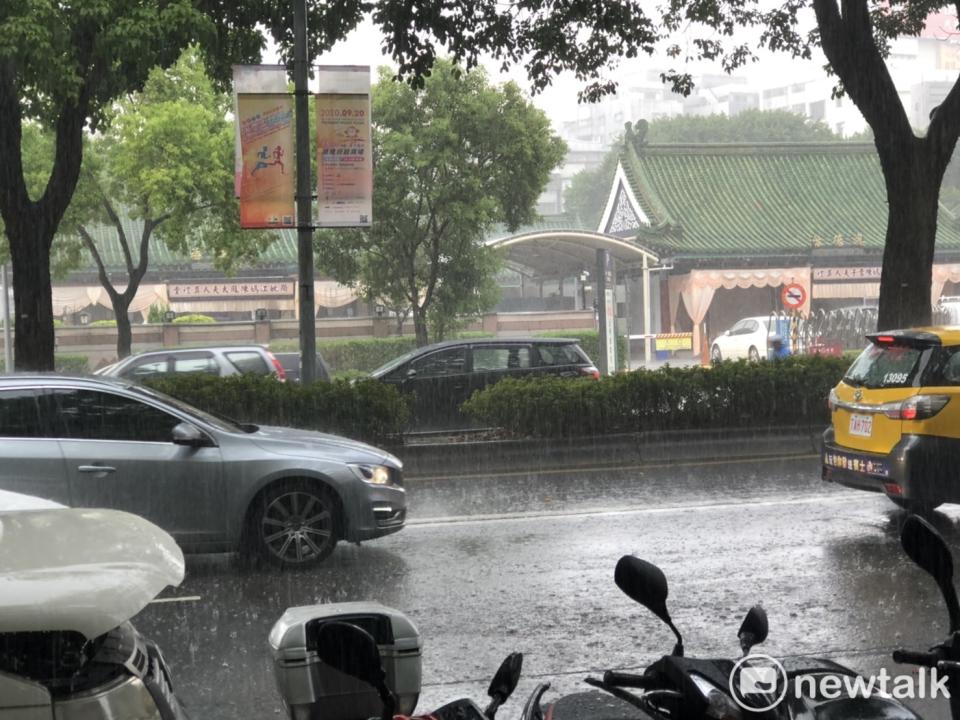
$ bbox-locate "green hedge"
[0,354,90,374]
[172,314,215,324]
[536,329,628,370]
[144,373,408,443]
[462,355,850,438]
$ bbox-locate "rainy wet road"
[134,452,960,719]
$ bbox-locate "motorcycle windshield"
[0,506,185,639]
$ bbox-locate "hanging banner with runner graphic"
[316,66,372,227]
[237,93,295,229]
[232,66,288,197]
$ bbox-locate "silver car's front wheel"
[254,483,338,566]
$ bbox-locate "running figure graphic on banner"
[251,145,285,176]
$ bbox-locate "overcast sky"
[301,12,827,126]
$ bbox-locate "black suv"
[370,337,598,428]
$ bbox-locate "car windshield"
[843,342,925,389]
[369,347,422,377]
[126,383,248,433]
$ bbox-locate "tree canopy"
[375,0,960,329]
[0,0,367,369]
[5,0,960,369]
[57,48,269,359]
[318,61,566,346]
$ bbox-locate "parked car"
[94,345,287,381]
[822,327,960,513]
[273,350,331,383]
[709,316,772,362]
[0,375,406,566]
[369,337,599,428]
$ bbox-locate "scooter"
[891,513,960,720]
[311,620,523,720]
[5,495,958,720]
[0,495,523,720]
[0,502,190,719]
[526,553,925,720]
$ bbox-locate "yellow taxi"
[822,327,960,512]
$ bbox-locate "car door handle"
[78,465,116,474]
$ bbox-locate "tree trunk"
[412,306,429,346]
[876,140,941,330]
[8,225,55,371]
[0,65,87,371]
[113,297,133,359]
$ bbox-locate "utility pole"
[294,0,317,384]
[1,264,11,372]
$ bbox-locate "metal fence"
[766,307,878,356]
[765,303,957,357]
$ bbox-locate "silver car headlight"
[349,463,393,486]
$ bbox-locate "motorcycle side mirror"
[737,605,769,656]
[901,515,960,633]
[485,652,523,719]
[615,556,684,656]
[317,622,396,720]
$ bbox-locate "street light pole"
[294,0,317,384]
[1,264,11,372]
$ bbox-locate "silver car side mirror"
[172,422,207,447]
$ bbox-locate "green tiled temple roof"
[70,224,304,274]
[620,141,960,258]
[70,214,592,275]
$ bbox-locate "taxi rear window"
[844,342,925,388]
[918,346,960,386]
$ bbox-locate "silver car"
[94,345,287,381]
[0,375,406,566]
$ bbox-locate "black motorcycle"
[529,551,926,720]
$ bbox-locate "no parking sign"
[781,283,807,310]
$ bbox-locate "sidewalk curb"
[390,425,826,480]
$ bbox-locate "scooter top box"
[270,601,422,719]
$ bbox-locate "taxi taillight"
[828,388,839,412]
[881,395,950,420]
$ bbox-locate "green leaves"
[319,59,565,345]
[463,354,851,438]
[145,373,410,443]
[646,109,842,143]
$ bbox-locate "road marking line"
[408,452,820,482]
[406,491,864,528]
[149,595,202,604]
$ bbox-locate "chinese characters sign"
[237,94,295,229]
[316,66,372,227]
[813,267,882,281]
[168,280,295,300]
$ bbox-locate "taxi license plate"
[849,413,873,437]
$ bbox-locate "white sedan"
[710,316,772,362]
